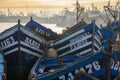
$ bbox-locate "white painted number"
[68,72,74,80]
[93,61,101,70]
[85,64,92,73]
[59,75,65,80]
[81,61,101,73]
[0,36,15,48]
[111,59,120,71]
[58,61,101,80]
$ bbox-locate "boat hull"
[25,19,57,40]
[0,24,45,80]
[32,52,107,80]
[52,22,103,57]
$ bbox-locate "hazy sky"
[0,0,117,9]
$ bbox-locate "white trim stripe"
[5,47,18,55]
[56,34,92,52]
[54,29,85,45]
[59,41,92,57]
[20,47,42,57]
[97,30,102,38]
[94,42,101,50]
[4,47,42,57]
[94,36,102,45]
[20,41,43,53]
[76,48,92,56]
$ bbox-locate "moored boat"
[29,51,107,80]
[101,21,120,79]
[0,20,46,80]
[51,20,103,57]
[25,17,58,41]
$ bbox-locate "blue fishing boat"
[51,20,103,57]
[100,1,120,78]
[28,19,106,80]
[29,51,107,80]
[101,21,120,79]
[25,17,58,41]
[0,20,46,80]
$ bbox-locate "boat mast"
[76,0,84,23]
[76,0,79,23]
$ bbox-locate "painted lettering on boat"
[111,59,120,71]
[35,28,50,36]
[69,32,90,50]
[59,61,101,80]
[0,36,15,48]
[25,37,40,49]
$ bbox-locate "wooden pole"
[119,6,120,21]
[76,0,84,24]
[18,20,21,80]
[107,39,112,80]
[76,0,79,23]
[92,20,95,53]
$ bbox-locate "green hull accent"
[7,65,31,80]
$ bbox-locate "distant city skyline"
[0,0,118,15]
[0,0,118,17]
[0,0,119,34]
